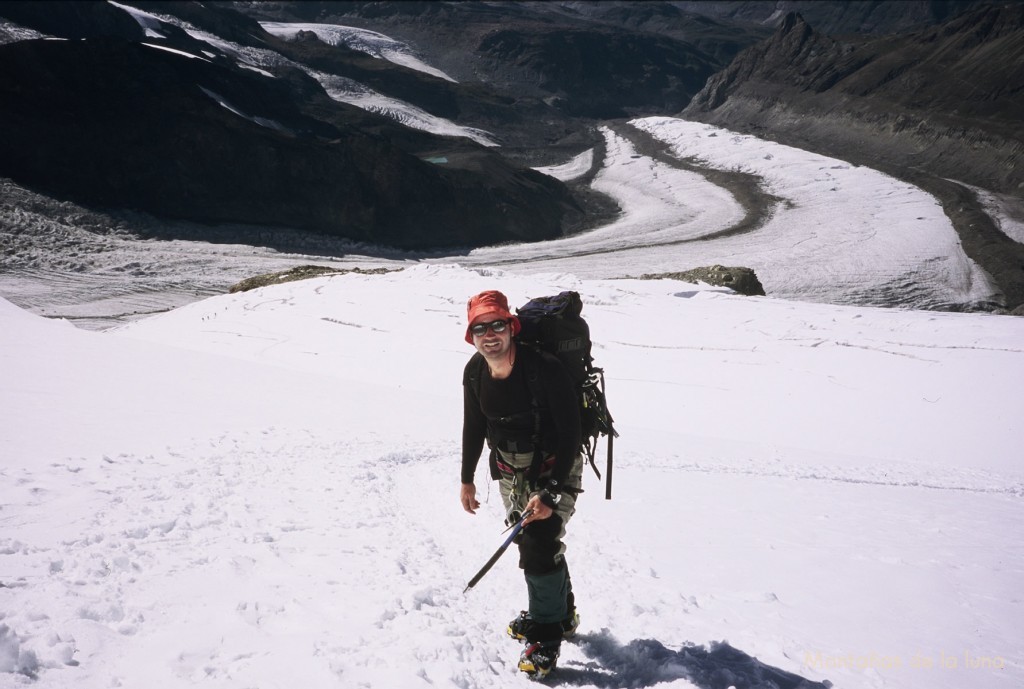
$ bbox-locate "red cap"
[465,290,521,343]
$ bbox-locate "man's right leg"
[508,558,577,640]
[512,520,568,679]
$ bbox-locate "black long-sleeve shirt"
[462,345,581,491]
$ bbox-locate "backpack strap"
[519,347,547,486]
[520,343,599,487]
[465,353,502,480]
[464,351,485,388]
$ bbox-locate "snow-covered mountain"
[2,0,1022,315]
[2,264,1022,688]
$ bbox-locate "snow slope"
[259,22,457,82]
[2,264,1021,689]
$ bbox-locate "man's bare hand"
[461,483,480,514]
[522,494,553,525]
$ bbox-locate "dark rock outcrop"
[228,265,398,293]
[641,266,766,296]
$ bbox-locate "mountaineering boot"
[518,640,560,679]
[507,610,532,641]
[508,610,580,641]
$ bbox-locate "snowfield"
[2,265,1022,689]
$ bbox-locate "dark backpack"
[515,291,618,499]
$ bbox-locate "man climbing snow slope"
[460,290,583,679]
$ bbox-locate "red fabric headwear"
[465,290,521,343]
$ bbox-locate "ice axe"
[463,510,532,593]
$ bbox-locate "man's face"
[470,310,512,360]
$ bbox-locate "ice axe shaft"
[464,511,532,593]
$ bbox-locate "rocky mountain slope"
[684,4,1024,194]
[675,0,992,35]
[682,2,1024,308]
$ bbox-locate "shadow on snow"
[556,631,832,689]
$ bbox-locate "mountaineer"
[460,289,583,679]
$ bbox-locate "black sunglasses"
[470,319,510,337]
